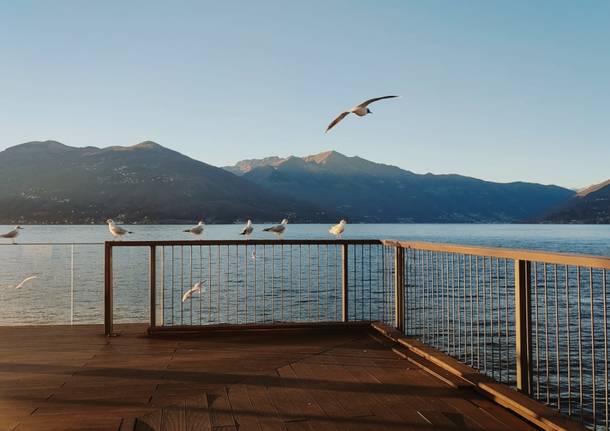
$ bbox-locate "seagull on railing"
[263,219,288,238]
[182,281,205,302]
[106,219,132,240]
[329,220,347,239]
[325,95,399,133]
[184,221,204,236]
[240,220,253,238]
[1,226,23,244]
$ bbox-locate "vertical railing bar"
[565,264,571,416]
[476,256,481,369]
[150,245,157,328]
[291,245,294,321]
[160,246,165,326]
[554,264,560,411]
[369,244,372,321]
[199,245,203,325]
[104,242,113,336]
[590,267,596,428]
[515,259,533,395]
[544,262,550,404]
[70,244,74,325]
[534,261,540,398]
[263,245,266,322]
[308,245,312,321]
[208,246,211,324]
[253,245,257,324]
[482,256,487,374]
[496,257,501,382]
[189,245,193,325]
[217,245,221,323]
[452,253,457,357]
[245,244,248,324]
[341,244,348,322]
[469,254,474,367]
[171,246,175,325]
[299,245,303,321]
[458,253,462,361]
[317,244,320,321]
[180,246,184,325]
[272,245,275,322]
[504,258,509,384]
[281,244,284,322]
[577,266,583,422]
[226,245,230,323]
[235,245,239,324]
[602,268,608,430]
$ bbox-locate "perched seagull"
[329,220,347,238]
[182,281,205,302]
[325,95,399,133]
[263,219,288,237]
[184,221,204,236]
[1,226,23,244]
[240,220,253,238]
[106,219,132,240]
[251,250,256,260]
[15,275,37,289]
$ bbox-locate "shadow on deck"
[0,323,544,431]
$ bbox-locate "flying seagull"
[240,220,253,238]
[15,275,37,289]
[325,95,399,133]
[106,219,132,239]
[329,220,347,238]
[182,281,205,302]
[184,221,204,236]
[263,219,288,237]
[1,226,23,244]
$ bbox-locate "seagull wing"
[325,111,350,133]
[15,275,37,289]
[357,95,399,108]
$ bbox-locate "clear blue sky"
[1,1,608,189]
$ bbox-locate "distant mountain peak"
[578,179,610,197]
[6,140,72,152]
[303,150,346,164]
[132,141,163,150]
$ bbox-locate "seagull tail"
[262,227,271,232]
[183,229,190,232]
[127,231,133,234]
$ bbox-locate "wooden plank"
[226,385,261,431]
[185,393,212,431]
[159,403,185,431]
[208,389,236,429]
[244,374,286,431]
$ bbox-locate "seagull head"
[246,219,252,226]
[340,220,347,225]
[366,108,372,114]
[106,219,114,225]
[281,219,288,225]
[198,221,204,226]
[15,225,23,230]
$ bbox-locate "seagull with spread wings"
[325,95,399,133]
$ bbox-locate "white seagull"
[182,281,205,302]
[1,226,23,244]
[184,221,204,236]
[15,275,37,289]
[106,219,132,240]
[263,219,288,237]
[329,220,347,238]
[325,95,399,133]
[240,220,253,238]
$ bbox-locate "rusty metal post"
[104,242,113,336]
[394,246,405,332]
[149,245,157,329]
[342,244,349,322]
[515,259,533,394]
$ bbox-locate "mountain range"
[0,141,328,224]
[224,151,576,223]
[0,140,605,224]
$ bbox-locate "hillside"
[542,180,610,223]
[0,141,328,224]
[225,150,575,223]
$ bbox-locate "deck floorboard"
[0,324,539,431]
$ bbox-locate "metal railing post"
[342,244,349,322]
[515,259,533,394]
[149,245,157,328]
[394,246,405,332]
[104,242,113,336]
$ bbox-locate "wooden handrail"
[382,240,610,269]
[106,239,382,247]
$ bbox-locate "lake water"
[0,224,608,327]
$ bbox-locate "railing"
[101,239,609,430]
[0,242,104,325]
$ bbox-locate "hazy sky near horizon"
[1,1,608,189]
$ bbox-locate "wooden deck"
[0,324,540,431]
